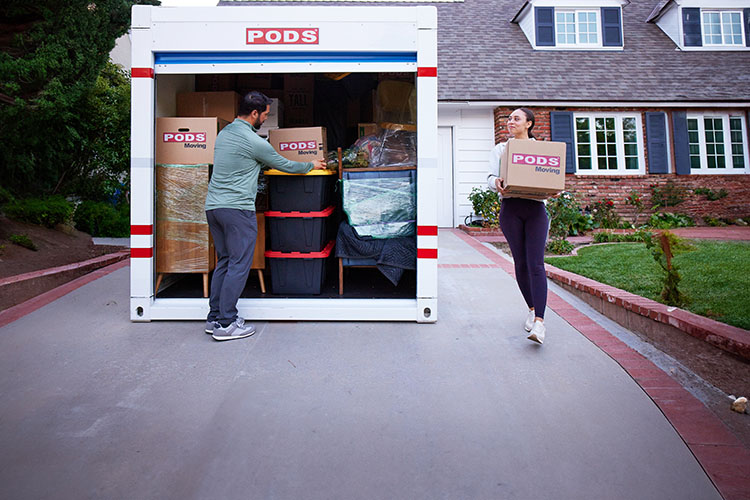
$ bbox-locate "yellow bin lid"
[264,168,336,176]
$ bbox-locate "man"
[205,91,326,341]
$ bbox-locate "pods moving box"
[268,127,327,162]
[500,139,566,199]
[155,117,227,165]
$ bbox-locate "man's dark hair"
[239,91,273,117]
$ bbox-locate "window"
[702,10,744,46]
[574,113,644,174]
[687,114,748,173]
[555,10,600,46]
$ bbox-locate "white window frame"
[573,112,646,175]
[686,113,750,174]
[555,9,601,47]
[701,10,745,47]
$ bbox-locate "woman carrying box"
[487,108,548,344]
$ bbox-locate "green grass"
[545,241,750,330]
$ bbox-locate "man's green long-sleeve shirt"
[205,118,313,211]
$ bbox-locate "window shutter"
[672,111,691,175]
[646,112,669,174]
[535,7,555,47]
[682,8,702,47]
[744,9,750,47]
[550,111,576,174]
[601,7,623,47]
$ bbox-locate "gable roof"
[218,0,750,103]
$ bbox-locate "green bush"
[546,239,575,254]
[4,196,74,228]
[703,215,727,227]
[591,198,621,229]
[648,212,694,229]
[73,200,130,237]
[9,234,37,251]
[593,230,653,243]
[650,181,688,209]
[468,187,501,228]
[694,187,728,201]
[547,192,590,239]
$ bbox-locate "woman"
[487,108,548,344]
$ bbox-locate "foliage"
[546,241,750,329]
[625,189,645,227]
[694,187,728,201]
[650,181,687,209]
[702,215,727,227]
[468,187,501,228]
[546,191,591,240]
[0,185,17,207]
[593,230,653,244]
[0,1,156,198]
[9,234,37,251]
[546,239,575,254]
[4,196,74,228]
[644,231,694,307]
[648,212,694,229]
[590,198,621,229]
[73,200,130,237]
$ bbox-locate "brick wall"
[493,106,750,223]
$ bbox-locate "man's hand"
[312,159,327,170]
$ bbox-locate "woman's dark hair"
[519,107,536,139]
[239,91,273,117]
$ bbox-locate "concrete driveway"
[0,230,722,500]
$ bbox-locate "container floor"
[154,267,416,299]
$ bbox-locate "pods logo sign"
[163,132,206,143]
[511,153,561,167]
[279,141,318,151]
[246,28,319,45]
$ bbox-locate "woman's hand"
[495,177,507,196]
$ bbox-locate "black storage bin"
[265,241,334,295]
[265,205,336,253]
[266,170,336,212]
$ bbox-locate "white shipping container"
[130,5,438,323]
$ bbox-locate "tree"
[0,0,157,197]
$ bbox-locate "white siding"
[437,105,495,227]
[655,3,681,48]
[518,4,535,46]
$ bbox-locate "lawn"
[545,240,750,330]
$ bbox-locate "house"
[213,0,750,226]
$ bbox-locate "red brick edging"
[450,229,750,500]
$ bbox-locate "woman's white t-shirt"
[487,138,546,202]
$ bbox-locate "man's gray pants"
[206,208,257,326]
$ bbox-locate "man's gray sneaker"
[212,317,256,341]
[205,321,219,334]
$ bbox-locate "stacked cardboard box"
[284,74,314,127]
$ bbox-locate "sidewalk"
[0,229,744,499]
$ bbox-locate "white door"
[437,126,454,227]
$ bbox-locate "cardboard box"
[284,74,315,93]
[358,123,378,138]
[155,117,227,165]
[176,91,240,123]
[283,90,313,127]
[259,98,283,132]
[500,140,566,198]
[268,127,327,162]
[236,73,272,89]
[195,74,237,92]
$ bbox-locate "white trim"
[572,112,646,175]
[701,9,746,47]
[439,101,750,108]
[676,6,750,51]
[686,112,750,174]
[556,8,602,47]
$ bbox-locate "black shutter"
[535,7,555,47]
[550,111,576,174]
[744,9,750,47]
[672,111,691,175]
[646,112,669,174]
[682,8,702,47]
[601,7,623,47]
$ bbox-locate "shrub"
[591,198,621,229]
[650,181,688,209]
[694,187,728,201]
[73,200,130,237]
[9,234,37,251]
[547,191,589,240]
[593,230,653,243]
[625,189,645,227]
[703,215,727,227]
[4,196,74,228]
[468,187,501,228]
[648,212,694,229]
[546,239,575,254]
[643,231,694,307]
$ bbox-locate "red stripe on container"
[130,248,153,259]
[417,225,438,236]
[131,225,153,235]
[131,67,154,78]
[265,240,335,259]
[264,205,335,218]
[418,67,437,77]
[417,248,438,259]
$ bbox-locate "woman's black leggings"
[498,198,549,319]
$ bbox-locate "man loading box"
[204,91,327,341]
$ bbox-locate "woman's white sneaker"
[527,321,545,344]
[524,309,535,332]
